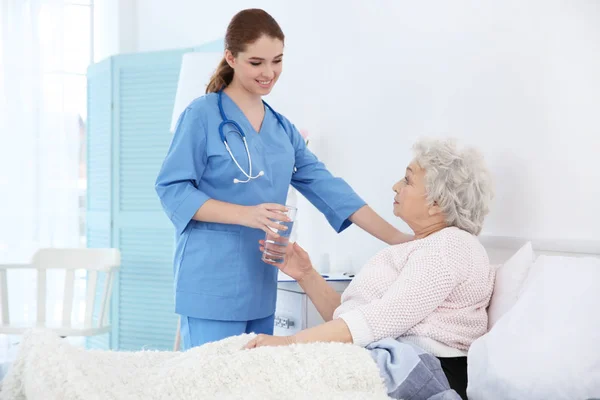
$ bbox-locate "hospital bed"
[0,236,598,400]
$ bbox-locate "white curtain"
[0,0,81,264]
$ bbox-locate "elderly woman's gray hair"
[413,138,494,235]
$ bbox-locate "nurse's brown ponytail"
[205,8,284,94]
[206,58,234,93]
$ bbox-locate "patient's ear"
[428,202,443,216]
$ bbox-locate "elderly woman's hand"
[244,334,296,349]
[259,240,314,282]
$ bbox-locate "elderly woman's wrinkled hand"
[244,334,296,349]
[259,240,314,282]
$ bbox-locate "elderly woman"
[245,138,495,398]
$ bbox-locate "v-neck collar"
[221,91,268,135]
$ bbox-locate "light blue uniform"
[155,91,365,347]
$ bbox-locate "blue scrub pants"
[179,314,275,350]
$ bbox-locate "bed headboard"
[479,235,600,264]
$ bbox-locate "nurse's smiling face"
[225,34,284,97]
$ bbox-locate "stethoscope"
[218,90,287,184]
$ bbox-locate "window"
[0,1,95,356]
[39,0,94,327]
[39,1,94,247]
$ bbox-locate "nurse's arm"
[286,122,411,246]
[349,205,413,245]
[191,199,248,225]
[192,200,290,236]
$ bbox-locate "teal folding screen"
[86,47,193,350]
[86,39,226,350]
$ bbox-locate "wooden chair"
[0,248,120,337]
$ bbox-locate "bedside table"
[274,273,352,336]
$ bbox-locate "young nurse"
[155,8,411,349]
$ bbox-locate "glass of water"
[261,205,297,264]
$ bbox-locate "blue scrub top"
[155,92,366,321]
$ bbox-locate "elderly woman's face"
[392,161,431,221]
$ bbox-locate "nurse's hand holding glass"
[155,8,412,350]
[244,204,290,236]
[191,199,293,236]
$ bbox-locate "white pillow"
[468,254,600,400]
[487,241,534,329]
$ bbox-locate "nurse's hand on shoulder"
[259,240,314,282]
[241,203,290,237]
[244,334,295,350]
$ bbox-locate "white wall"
[94,0,137,62]
[133,0,600,272]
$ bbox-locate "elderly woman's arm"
[298,269,342,322]
[290,250,459,347]
[244,318,353,349]
[260,241,342,321]
[246,250,457,348]
[336,248,460,346]
[246,247,459,350]
[293,318,353,344]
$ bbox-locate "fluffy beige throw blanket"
[0,329,391,400]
